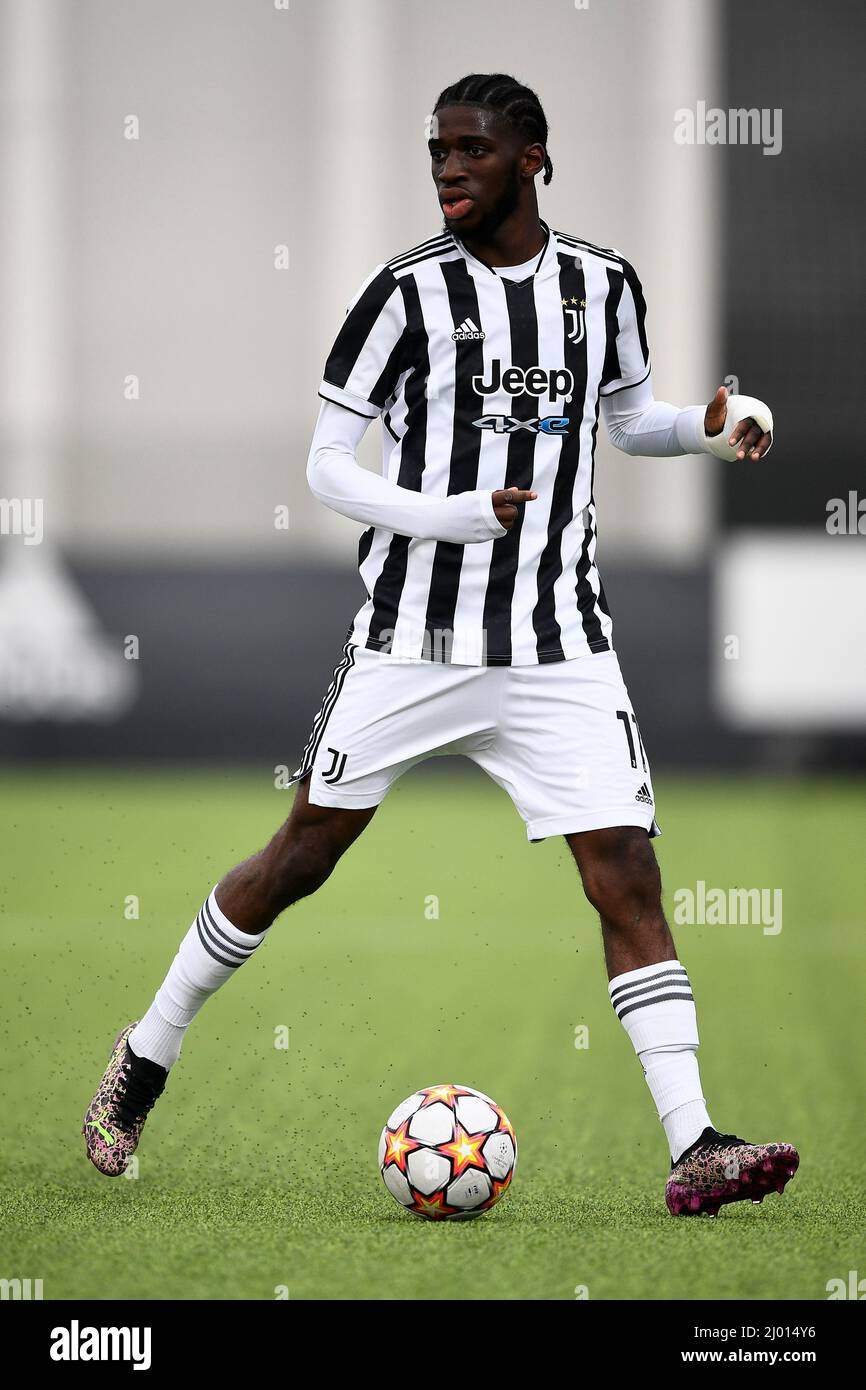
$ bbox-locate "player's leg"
[83,777,375,1176]
[566,822,715,1166]
[569,824,798,1214]
[83,640,389,1176]
[127,771,375,1061]
[565,823,672,976]
[83,641,493,1176]
[210,769,377,933]
[469,653,711,1157]
[473,650,799,1214]
[567,822,709,1166]
[124,643,494,1078]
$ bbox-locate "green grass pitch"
[1,768,863,1301]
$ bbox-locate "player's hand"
[492,488,537,529]
[704,384,772,460]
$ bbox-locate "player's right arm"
[307,400,525,542]
[307,264,533,541]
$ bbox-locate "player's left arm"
[599,257,773,460]
[602,375,774,461]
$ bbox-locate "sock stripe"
[195,915,242,970]
[610,973,690,1010]
[195,906,256,970]
[609,967,688,1006]
[133,896,270,1070]
[201,897,259,959]
[608,957,706,1161]
[616,990,695,1021]
[613,983,693,1014]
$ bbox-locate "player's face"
[428,106,526,239]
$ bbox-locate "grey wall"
[2,0,864,766]
[0,562,860,770]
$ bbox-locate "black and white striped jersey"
[318,220,651,666]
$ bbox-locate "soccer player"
[84,73,797,1217]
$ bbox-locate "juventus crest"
[563,252,586,343]
[564,304,586,343]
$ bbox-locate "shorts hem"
[526,808,661,842]
[306,782,388,810]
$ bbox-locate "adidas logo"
[635,782,654,805]
[452,317,485,341]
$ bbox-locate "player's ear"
[522,142,546,179]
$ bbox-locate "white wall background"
[1,0,720,566]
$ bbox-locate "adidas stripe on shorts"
[289,644,660,842]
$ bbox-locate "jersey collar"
[447,219,559,282]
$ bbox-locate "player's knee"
[270,836,336,909]
[254,827,339,913]
[575,830,661,924]
[583,863,660,926]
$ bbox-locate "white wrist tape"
[700,394,774,461]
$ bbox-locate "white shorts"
[290,644,659,842]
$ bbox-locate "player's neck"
[457,207,546,269]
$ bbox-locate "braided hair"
[432,73,553,185]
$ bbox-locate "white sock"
[608,958,712,1162]
[129,888,269,1069]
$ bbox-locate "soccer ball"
[378,1083,517,1220]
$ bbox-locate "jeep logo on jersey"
[472,360,574,403]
